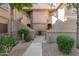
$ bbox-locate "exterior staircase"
[9,14,36,40]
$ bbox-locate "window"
[0,23,8,33]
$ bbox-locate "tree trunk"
[76,3,79,48]
[9,7,14,36]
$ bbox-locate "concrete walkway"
[23,35,45,56]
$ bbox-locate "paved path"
[42,42,79,56]
[23,35,45,56]
[9,41,32,56]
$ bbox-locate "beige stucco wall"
[46,17,77,43]
[0,17,8,24]
[65,8,76,16]
[14,9,23,21]
[52,17,77,32]
[0,8,10,24]
[0,8,10,19]
[14,9,30,25]
[46,8,77,43]
[32,10,49,31]
[32,10,49,23]
[51,8,77,32]
[24,13,31,24]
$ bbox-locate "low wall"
[45,31,76,43]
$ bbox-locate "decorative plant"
[18,28,31,42]
[56,35,75,54]
[0,36,17,55]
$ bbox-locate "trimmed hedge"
[56,35,75,54]
[18,28,31,42]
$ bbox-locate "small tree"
[9,3,32,35]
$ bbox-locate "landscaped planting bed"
[0,36,17,56]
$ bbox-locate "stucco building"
[0,4,10,34]
[0,3,77,41]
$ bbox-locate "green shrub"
[24,34,31,42]
[0,36,17,53]
[56,35,75,54]
[0,36,17,48]
[18,28,31,42]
